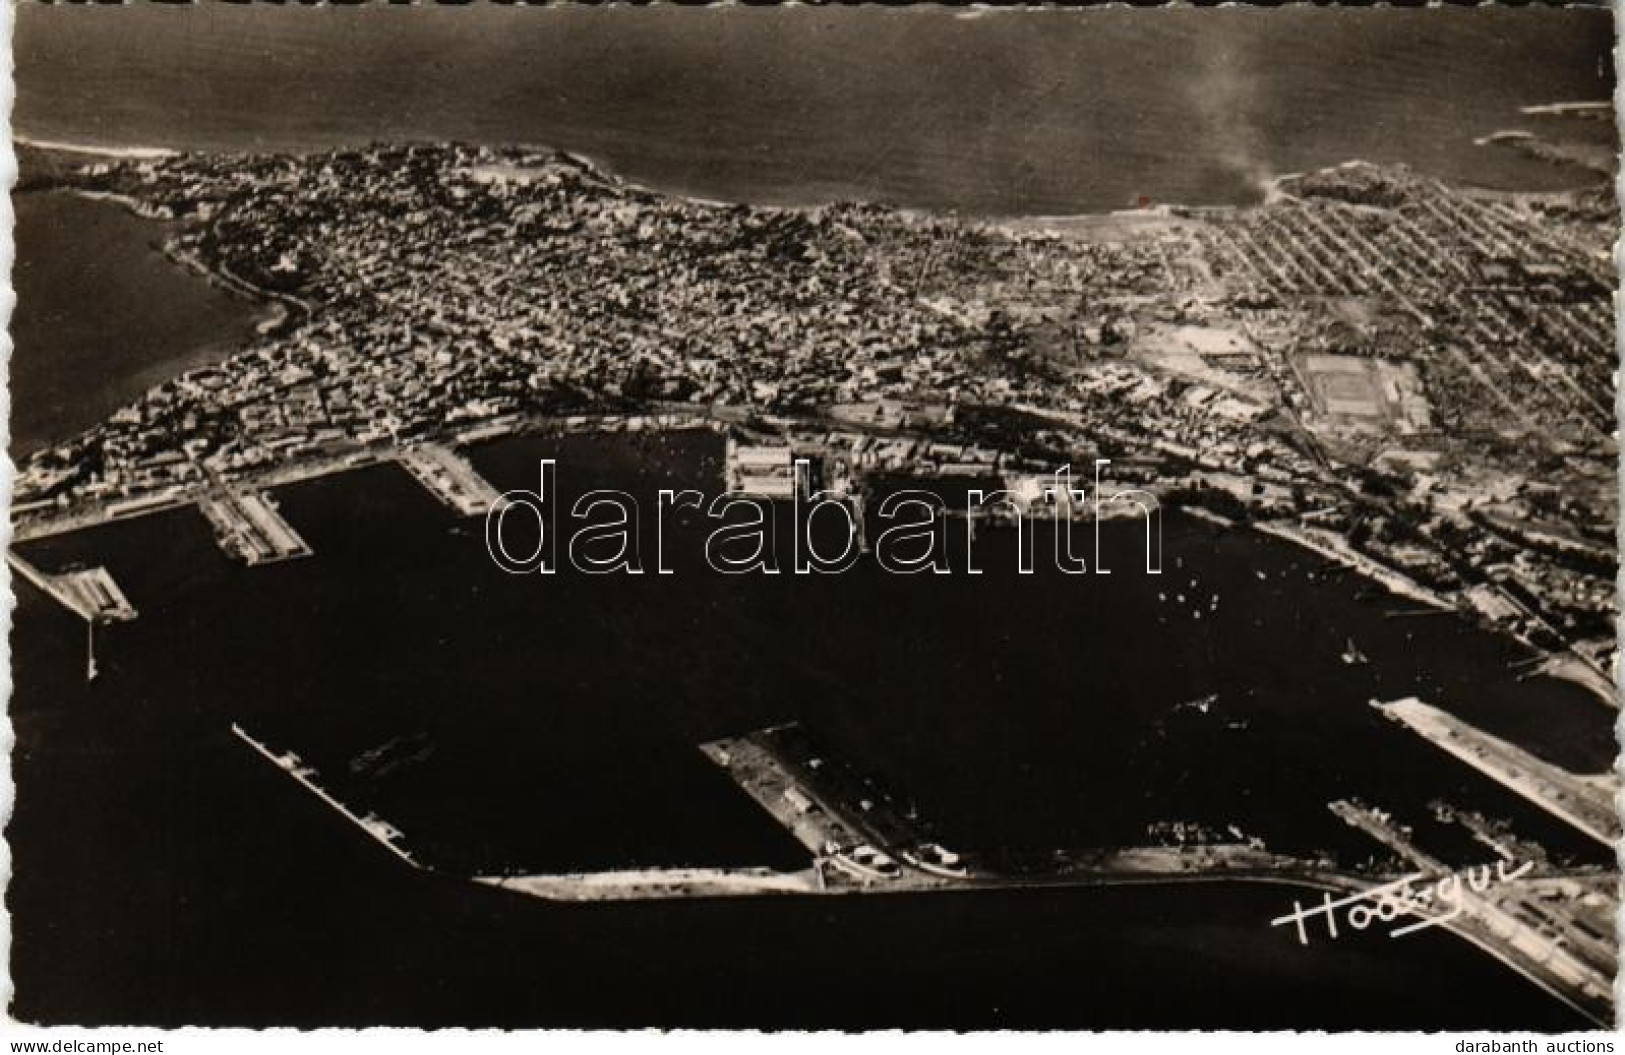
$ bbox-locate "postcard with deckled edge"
[4,0,1619,1035]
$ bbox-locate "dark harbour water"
[7,430,1611,1028]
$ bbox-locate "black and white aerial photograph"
[4,1,1621,1039]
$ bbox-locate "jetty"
[396,443,502,517]
[222,714,1616,1026]
[701,724,949,888]
[199,490,312,565]
[1372,697,1619,847]
[7,551,138,623]
[231,723,421,869]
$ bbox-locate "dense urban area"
[16,141,1617,696]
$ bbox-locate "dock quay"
[231,723,422,869]
[396,443,502,517]
[227,717,1613,1026]
[701,723,965,887]
[1372,697,1619,847]
[7,551,138,623]
[724,439,807,500]
[473,866,823,902]
[1329,797,1616,1028]
[199,490,313,565]
[701,733,859,856]
[220,710,1615,1022]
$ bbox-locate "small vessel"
[1176,693,1218,714]
[86,621,99,683]
[1340,637,1369,666]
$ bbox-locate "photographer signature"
[1272,859,1534,943]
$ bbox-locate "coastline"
[1250,520,1455,612]
[72,184,302,346]
[16,134,178,159]
[7,9,1618,1028]
[22,134,1601,231]
[16,133,1229,225]
[52,182,303,332]
[1252,518,1616,710]
[1520,100,1613,118]
[10,187,278,457]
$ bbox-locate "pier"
[1373,697,1619,847]
[701,723,947,888]
[7,551,138,623]
[223,715,1615,1025]
[199,490,312,565]
[218,709,1621,1030]
[724,440,801,500]
[396,443,502,517]
[231,723,422,869]
[1329,797,1616,1027]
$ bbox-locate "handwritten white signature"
[1272,860,1534,943]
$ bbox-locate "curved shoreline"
[55,185,307,337]
[7,134,1286,224]
[12,188,285,456]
